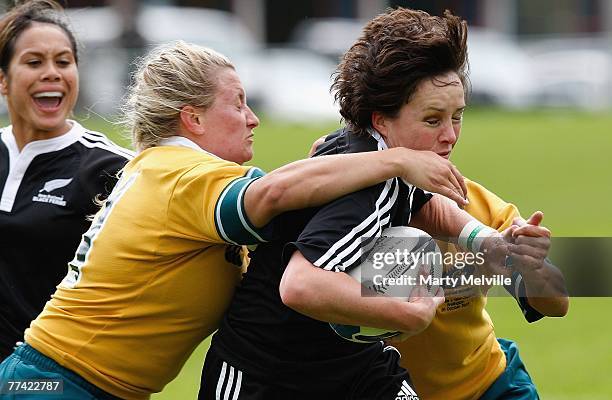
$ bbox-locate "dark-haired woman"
[0,0,132,360]
[198,7,516,400]
[322,7,567,400]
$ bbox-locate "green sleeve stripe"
[246,167,265,178]
[215,175,269,245]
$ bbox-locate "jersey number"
[62,172,139,288]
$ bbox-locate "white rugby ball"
[329,226,443,343]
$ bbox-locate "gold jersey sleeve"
[25,146,266,399]
[395,179,521,400]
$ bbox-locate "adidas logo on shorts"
[395,380,419,400]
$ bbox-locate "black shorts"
[198,345,419,400]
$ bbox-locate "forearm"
[280,251,431,334]
[245,148,410,227]
[409,195,474,240]
[521,259,569,316]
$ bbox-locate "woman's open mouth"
[32,91,64,112]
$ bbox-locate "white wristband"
[458,220,498,252]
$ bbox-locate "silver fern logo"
[32,178,73,206]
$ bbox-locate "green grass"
[9,108,611,398]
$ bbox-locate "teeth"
[33,92,63,98]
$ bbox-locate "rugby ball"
[329,226,442,343]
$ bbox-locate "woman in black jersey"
[0,0,131,359]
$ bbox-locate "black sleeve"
[283,178,399,272]
[394,183,433,226]
[410,186,433,215]
[79,150,129,207]
[504,270,545,323]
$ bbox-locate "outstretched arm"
[245,148,468,227]
[507,212,569,317]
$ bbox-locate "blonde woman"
[0,40,469,399]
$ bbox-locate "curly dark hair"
[332,7,469,136]
[0,0,78,74]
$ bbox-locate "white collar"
[1,120,85,176]
[158,135,205,152]
[368,128,389,150]
[1,120,85,156]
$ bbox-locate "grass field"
[57,108,612,398]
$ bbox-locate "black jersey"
[210,128,432,390]
[0,121,132,358]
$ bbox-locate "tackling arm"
[244,148,468,228]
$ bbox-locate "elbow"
[279,270,309,312]
[530,296,570,318]
[397,303,434,336]
[550,297,570,317]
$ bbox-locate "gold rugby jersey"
[26,137,267,399]
[396,179,521,400]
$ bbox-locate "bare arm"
[245,148,468,227]
[509,212,569,317]
[279,251,443,335]
[409,195,474,239]
[414,200,569,317]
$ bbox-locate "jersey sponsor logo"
[395,380,419,400]
[31,178,73,206]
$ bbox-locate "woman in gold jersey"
[312,7,569,400]
[0,36,472,399]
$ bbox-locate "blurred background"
[1,0,611,117]
[1,0,610,399]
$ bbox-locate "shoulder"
[312,127,378,156]
[71,121,134,162]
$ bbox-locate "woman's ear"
[179,105,205,135]
[0,71,8,96]
[371,111,388,138]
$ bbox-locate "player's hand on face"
[401,150,468,207]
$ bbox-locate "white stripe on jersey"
[231,369,243,400]
[215,361,243,400]
[514,274,523,301]
[215,361,228,400]
[326,180,398,271]
[235,179,267,243]
[82,130,133,152]
[406,186,416,225]
[328,204,395,272]
[402,380,418,396]
[79,132,134,159]
[383,345,401,357]
[314,177,399,271]
[215,177,247,245]
[224,365,235,400]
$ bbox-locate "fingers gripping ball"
[329,226,443,343]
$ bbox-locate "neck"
[11,120,72,151]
